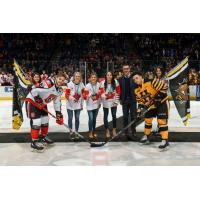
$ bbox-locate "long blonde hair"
[73,71,82,83]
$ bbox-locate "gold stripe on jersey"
[135,79,168,107]
[156,81,164,91]
[152,78,159,89]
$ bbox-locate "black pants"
[26,102,48,119]
[103,107,117,129]
[122,99,137,134]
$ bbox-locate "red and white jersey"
[100,79,120,108]
[66,81,85,110]
[41,73,48,81]
[84,82,101,111]
[26,78,63,112]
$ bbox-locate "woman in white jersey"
[99,71,121,139]
[65,72,85,140]
[83,73,101,140]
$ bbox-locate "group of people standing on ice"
[25,64,169,152]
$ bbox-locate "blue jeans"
[87,109,99,131]
[67,109,81,132]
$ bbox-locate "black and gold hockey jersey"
[135,78,168,108]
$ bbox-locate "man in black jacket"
[119,64,137,140]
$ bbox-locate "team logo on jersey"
[175,78,189,103]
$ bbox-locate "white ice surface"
[0,142,200,166]
[0,100,200,133]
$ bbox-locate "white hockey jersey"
[99,79,120,108]
[26,78,63,112]
[66,81,85,110]
[84,82,101,111]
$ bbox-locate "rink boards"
[0,85,198,100]
[0,100,200,134]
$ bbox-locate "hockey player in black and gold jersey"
[132,72,170,150]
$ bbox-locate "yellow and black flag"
[167,57,190,126]
[12,60,30,130]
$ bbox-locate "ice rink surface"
[0,142,200,166]
[0,100,200,166]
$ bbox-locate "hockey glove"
[34,95,45,109]
[137,105,148,119]
[154,92,166,108]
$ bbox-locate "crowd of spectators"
[0,34,200,86]
[0,71,13,86]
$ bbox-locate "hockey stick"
[26,98,104,147]
[40,107,102,146]
[91,104,156,147]
[92,97,169,148]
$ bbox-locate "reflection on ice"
[0,142,200,166]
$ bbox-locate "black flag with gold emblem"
[166,57,190,126]
[12,60,30,130]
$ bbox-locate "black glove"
[154,92,166,108]
[34,95,43,104]
[137,105,148,119]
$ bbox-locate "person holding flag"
[151,66,168,137]
[166,57,190,125]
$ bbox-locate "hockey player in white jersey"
[26,72,66,152]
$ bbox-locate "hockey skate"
[159,140,169,151]
[40,135,54,146]
[31,140,45,153]
[139,135,151,145]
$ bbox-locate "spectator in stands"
[0,71,10,86]
[119,64,137,140]
[189,69,198,85]
[154,66,166,80]
[41,70,48,80]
